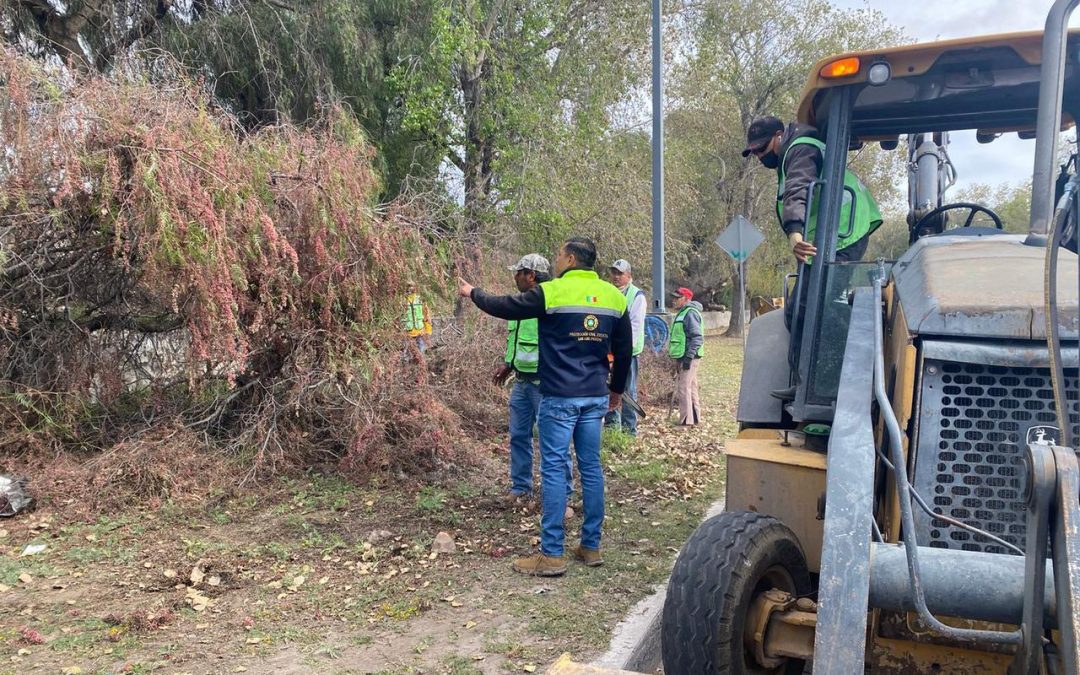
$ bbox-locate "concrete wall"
[701,311,732,331]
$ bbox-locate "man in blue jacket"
[458,238,633,576]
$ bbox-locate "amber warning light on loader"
[820,57,860,79]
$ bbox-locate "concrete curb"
[591,499,727,673]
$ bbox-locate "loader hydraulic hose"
[1044,172,1079,448]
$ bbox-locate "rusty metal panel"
[870,636,1013,674]
[725,447,826,572]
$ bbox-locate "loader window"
[807,261,892,404]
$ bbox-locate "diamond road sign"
[714,215,764,262]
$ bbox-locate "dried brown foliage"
[0,51,501,505]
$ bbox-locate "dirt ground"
[0,336,742,675]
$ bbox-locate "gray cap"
[609,259,631,274]
[508,253,550,274]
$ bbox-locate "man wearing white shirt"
[605,259,646,436]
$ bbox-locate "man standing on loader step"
[605,259,646,436]
[743,115,883,400]
[669,287,704,426]
[458,237,632,577]
[492,254,572,513]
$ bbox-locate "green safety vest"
[623,282,646,357]
[403,294,425,334]
[669,306,704,359]
[505,318,540,375]
[537,269,628,397]
[776,136,883,263]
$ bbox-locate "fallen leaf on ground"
[17,573,32,584]
[186,587,214,612]
[20,544,46,556]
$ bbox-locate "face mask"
[758,151,779,169]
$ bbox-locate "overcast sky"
[831,0,1080,191]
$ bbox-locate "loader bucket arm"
[811,287,877,671]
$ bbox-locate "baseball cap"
[741,116,784,157]
[508,253,550,274]
[670,287,693,300]
[609,259,631,274]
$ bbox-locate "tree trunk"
[723,260,745,337]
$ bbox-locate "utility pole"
[651,0,666,313]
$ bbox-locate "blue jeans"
[604,356,639,435]
[508,379,543,495]
[509,380,573,497]
[538,395,608,556]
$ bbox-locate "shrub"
[0,50,500,502]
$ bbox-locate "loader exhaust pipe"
[1027,0,1080,244]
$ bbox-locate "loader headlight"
[868,61,892,86]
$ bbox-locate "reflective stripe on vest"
[508,318,540,374]
[403,295,425,333]
[624,282,646,356]
[776,136,883,264]
[669,306,704,359]
[541,270,628,316]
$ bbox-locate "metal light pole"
[651,0,666,313]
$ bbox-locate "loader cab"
[776,30,1080,424]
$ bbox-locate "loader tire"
[661,511,812,675]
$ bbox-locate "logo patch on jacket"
[583,315,599,331]
[585,295,598,303]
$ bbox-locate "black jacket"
[469,279,633,398]
[776,123,823,237]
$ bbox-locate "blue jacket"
[470,269,632,398]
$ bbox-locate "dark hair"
[533,271,552,283]
[562,237,597,269]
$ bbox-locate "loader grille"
[911,359,1080,555]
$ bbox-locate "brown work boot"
[572,545,603,567]
[511,553,567,577]
[497,492,529,509]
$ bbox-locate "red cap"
[670,287,693,300]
